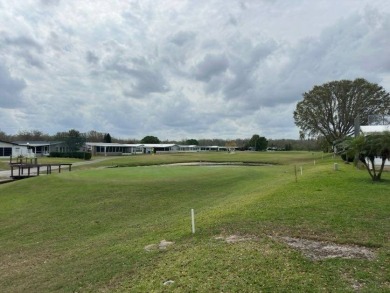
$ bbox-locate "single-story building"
[86,142,231,156]
[199,145,228,151]
[12,141,69,156]
[178,145,200,152]
[178,145,231,152]
[0,140,30,158]
[141,144,180,154]
[86,142,144,156]
[86,143,181,155]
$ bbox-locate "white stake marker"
[191,209,195,234]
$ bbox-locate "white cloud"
[0,0,389,139]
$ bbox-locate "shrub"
[49,152,91,160]
[340,153,354,162]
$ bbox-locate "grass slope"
[0,152,389,292]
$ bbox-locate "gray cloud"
[0,1,389,139]
[106,63,169,98]
[40,0,61,5]
[18,51,45,69]
[86,51,99,64]
[2,35,43,52]
[0,64,26,108]
[194,54,229,82]
[169,31,196,47]
[1,33,45,68]
[266,7,390,106]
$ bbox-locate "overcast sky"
[1,0,390,140]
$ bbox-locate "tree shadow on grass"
[343,168,390,185]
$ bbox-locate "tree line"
[0,129,326,151]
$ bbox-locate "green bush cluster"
[49,152,92,160]
[340,153,354,162]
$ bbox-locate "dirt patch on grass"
[214,235,376,261]
[144,240,175,251]
[276,236,376,261]
[214,234,258,243]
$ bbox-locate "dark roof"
[0,139,20,146]
[12,141,64,147]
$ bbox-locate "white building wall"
[0,141,29,157]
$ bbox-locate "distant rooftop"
[360,125,390,134]
[12,141,63,147]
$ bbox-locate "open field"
[0,152,389,292]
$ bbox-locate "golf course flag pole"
[191,209,195,234]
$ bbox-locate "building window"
[0,147,12,156]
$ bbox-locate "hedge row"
[49,152,92,160]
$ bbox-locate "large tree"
[248,134,268,151]
[294,78,390,144]
[55,129,85,152]
[185,139,199,145]
[0,130,9,141]
[86,130,105,142]
[225,140,237,151]
[13,130,50,141]
[104,133,112,143]
[141,135,160,144]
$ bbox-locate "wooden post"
[294,165,297,182]
[59,165,61,173]
[37,166,40,176]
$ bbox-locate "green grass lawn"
[0,152,389,292]
[1,151,327,171]
[0,158,12,171]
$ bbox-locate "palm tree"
[342,132,390,181]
